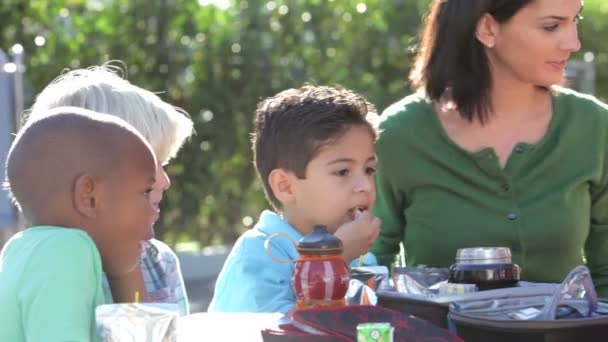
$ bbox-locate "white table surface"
[177,312,283,341]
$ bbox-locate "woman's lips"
[546,60,567,71]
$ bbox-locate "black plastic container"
[448,247,520,290]
[449,302,608,342]
[376,290,450,328]
[449,263,520,290]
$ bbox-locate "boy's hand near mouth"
[335,209,381,262]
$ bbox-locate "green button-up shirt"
[372,88,608,297]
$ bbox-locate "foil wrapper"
[350,266,390,292]
[392,267,450,296]
[346,279,378,305]
[393,272,433,296]
[347,266,389,305]
[96,303,178,342]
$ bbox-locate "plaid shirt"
[102,239,189,315]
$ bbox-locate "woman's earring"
[487,42,495,48]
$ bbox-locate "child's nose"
[160,169,171,190]
[156,167,171,191]
[354,174,374,192]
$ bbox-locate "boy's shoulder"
[25,227,99,263]
[0,226,103,288]
[143,239,179,262]
[228,210,301,263]
[139,239,181,282]
[0,226,107,342]
[6,226,97,254]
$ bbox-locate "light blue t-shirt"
[208,210,377,314]
[0,226,110,342]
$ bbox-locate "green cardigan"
[372,88,608,297]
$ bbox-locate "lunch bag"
[448,266,608,342]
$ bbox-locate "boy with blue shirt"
[209,86,381,313]
[0,107,158,342]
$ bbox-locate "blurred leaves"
[1,0,606,246]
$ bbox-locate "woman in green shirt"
[372,0,608,297]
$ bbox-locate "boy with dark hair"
[0,107,158,341]
[209,85,380,313]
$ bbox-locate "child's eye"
[333,169,349,177]
[144,188,153,196]
[366,167,376,175]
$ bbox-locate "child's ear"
[73,174,98,218]
[475,13,499,49]
[268,169,296,205]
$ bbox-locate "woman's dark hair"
[410,0,533,123]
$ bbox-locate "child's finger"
[370,227,380,242]
[354,208,363,220]
[369,218,381,240]
[355,209,372,222]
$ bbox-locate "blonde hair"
[27,62,194,164]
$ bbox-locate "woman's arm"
[587,171,608,298]
[371,159,406,267]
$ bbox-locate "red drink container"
[292,225,350,309]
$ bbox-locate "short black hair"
[5,107,153,220]
[252,85,377,210]
[410,0,533,123]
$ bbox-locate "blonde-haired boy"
[26,63,194,315]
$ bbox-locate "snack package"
[392,267,450,296]
[350,266,390,291]
[96,303,179,342]
[347,266,389,305]
[347,279,378,305]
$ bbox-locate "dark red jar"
[292,225,350,309]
